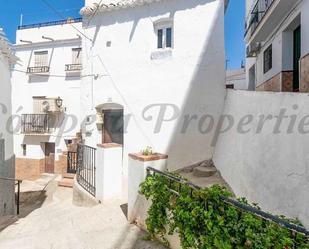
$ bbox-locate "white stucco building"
[225,68,248,90]
[245,0,309,92]
[0,28,17,216]
[11,19,83,180]
[80,0,228,175]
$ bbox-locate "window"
[72,48,82,65]
[157,29,163,49]
[21,144,26,156]
[34,51,48,67]
[263,45,272,74]
[156,27,173,49]
[154,18,174,49]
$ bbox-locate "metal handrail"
[245,0,275,37]
[21,114,53,134]
[18,18,82,30]
[76,143,96,197]
[146,167,309,237]
[0,177,22,215]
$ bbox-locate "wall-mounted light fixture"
[56,97,63,108]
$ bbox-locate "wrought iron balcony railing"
[65,64,82,72]
[245,0,275,38]
[27,66,50,74]
[21,114,54,134]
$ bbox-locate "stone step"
[58,178,74,188]
[62,173,75,179]
[193,166,217,177]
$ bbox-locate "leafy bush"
[140,173,309,249]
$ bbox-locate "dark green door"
[293,26,301,91]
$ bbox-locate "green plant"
[140,174,309,249]
[141,146,154,156]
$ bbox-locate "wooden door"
[45,143,55,173]
[102,109,124,145]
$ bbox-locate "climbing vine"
[140,173,309,249]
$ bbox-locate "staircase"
[58,132,82,189]
[178,159,233,193]
[58,173,75,188]
[192,159,217,177]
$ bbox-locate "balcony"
[245,0,275,38]
[27,66,50,74]
[21,114,54,134]
[245,0,296,43]
[65,64,82,72]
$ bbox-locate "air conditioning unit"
[37,98,63,113]
[246,42,261,57]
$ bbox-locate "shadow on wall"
[87,0,217,44]
[165,0,226,170]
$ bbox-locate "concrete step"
[62,173,75,179]
[58,178,74,188]
[193,166,217,177]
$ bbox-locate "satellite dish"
[42,101,50,112]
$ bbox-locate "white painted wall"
[301,0,309,57]
[0,54,13,161]
[96,146,123,201]
[0,29,16,215]
[226,69,247,90]
[16,22,82,44]
[128,156,167,222]
[214,90,309,229]
[11,23,83,160]
[81,0,226,171]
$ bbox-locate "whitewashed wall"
[81,0,226,171]
[214,89,309,229]
[12,24,83,160]
[301,0,309,57]
[0,30,15,216]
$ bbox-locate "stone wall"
[15,158,45,180]
[256,73,281,91]
[256,71,293,92]
[54,154,68,175]
[300,53,309,92]
[16,154,68,180]
[281,71,294,92]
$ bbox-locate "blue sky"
[0,0,244,69]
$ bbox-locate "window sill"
[151,49,173,60]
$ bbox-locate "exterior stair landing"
[58,174,75,188]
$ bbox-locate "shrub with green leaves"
[140,173,309,249]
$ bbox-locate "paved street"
[0,184,166,249]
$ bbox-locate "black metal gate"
[76,144,96,197]
[67,151,78,174]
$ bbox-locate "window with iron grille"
[263,45,272,74]
[34,51,48,67]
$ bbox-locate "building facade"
[245,0,309,92]
[0,28,17,216]
[11,19,83,180]
[226,68,248,90]
[80,0,228,173]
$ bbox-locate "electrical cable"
[40,0,93,42]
